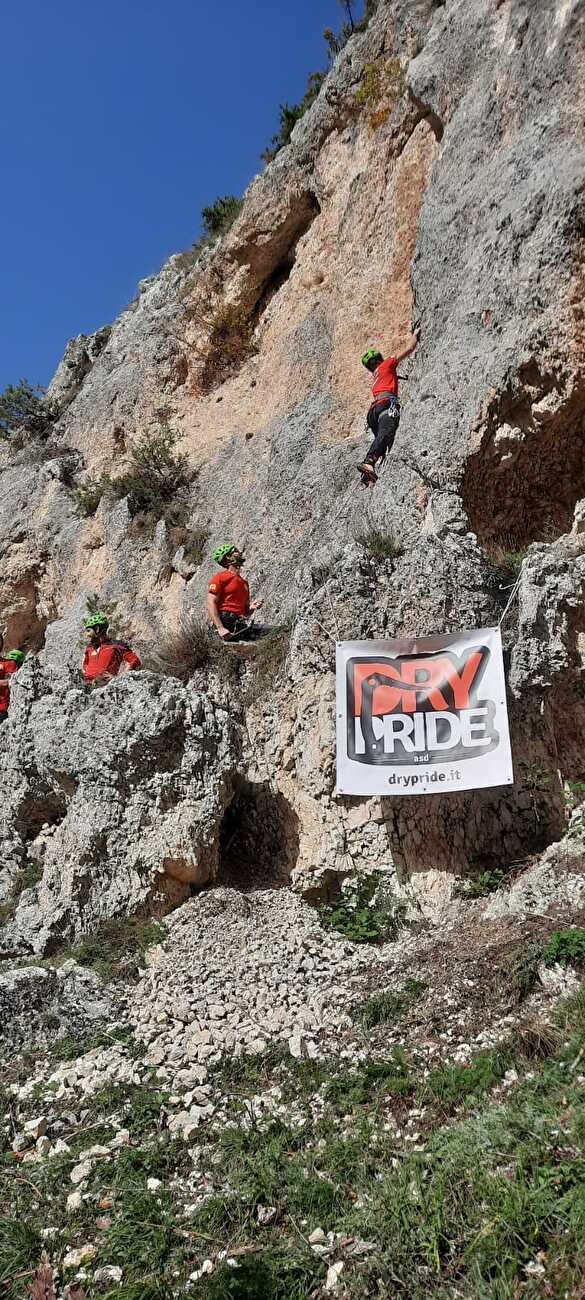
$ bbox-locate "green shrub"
[354,55,406,130]
[72,426,192,530]
[113,426,191,524]
[201,195,243,240]
[454,867,506,898]
[72,470,112,517]
[485,538,527,580]
[319,872,405,944]
[543,928,585,969]
[261,72,325,163]
[0,380,59,442]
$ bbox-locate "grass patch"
[85,1083,170,1139]
[318,872,405,944]
[357,978,427,1029]
[101,1284,175,1300]
[192,1250,321,1300]
[353,521,404,561]
[4,982,585,1300]
[422,1047,512,1111]
[53,1024,139,1062]
[53,917,165,982]
[324,1053,411,1112]
[95,1188,180,1280]
[0,1218,42,1299]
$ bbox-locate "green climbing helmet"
[361,347,383,369]
[213,543,236,566]
[5,650,24,665]
[84,613,109,631]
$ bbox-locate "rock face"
[1,0,585,948]
[0,663,241,952]
[0,960,113,1051]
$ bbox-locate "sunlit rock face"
[1,0,585,948]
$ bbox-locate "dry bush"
[353,522,404,561]
[149,613,241,687]
[483,537,527,579]
[183,527,210,567]
[515,1019,561,1060]
[196,302,258,394]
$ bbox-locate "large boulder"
[0,662,242,954]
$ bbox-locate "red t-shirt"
[208,570,250,617]
[371,355,398,400]
[0,659,18,714]
[82,640,141,682]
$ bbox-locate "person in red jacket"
[357,329,419,484]
[82,613,141,684]
[207,544,264,641]
[0,649,24,724]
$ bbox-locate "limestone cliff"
[1,0,585,950]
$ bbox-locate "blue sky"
[1,0,361,391]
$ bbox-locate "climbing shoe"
[357,462,378,483]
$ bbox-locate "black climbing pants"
[219,611,265,641]
[364,396,400,467]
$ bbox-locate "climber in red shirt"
[82,613,141,684]
[357,329,419,485]
[0,650,25,724]
[207,545,264,641]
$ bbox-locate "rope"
[498,572,522,626]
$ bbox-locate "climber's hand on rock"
[251,599,263,611]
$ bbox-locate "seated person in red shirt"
[207,545,264,641]
[357,329,419,484]
[0,649,25,724]
[82,613,141,684]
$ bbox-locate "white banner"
[336,628,513,797]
